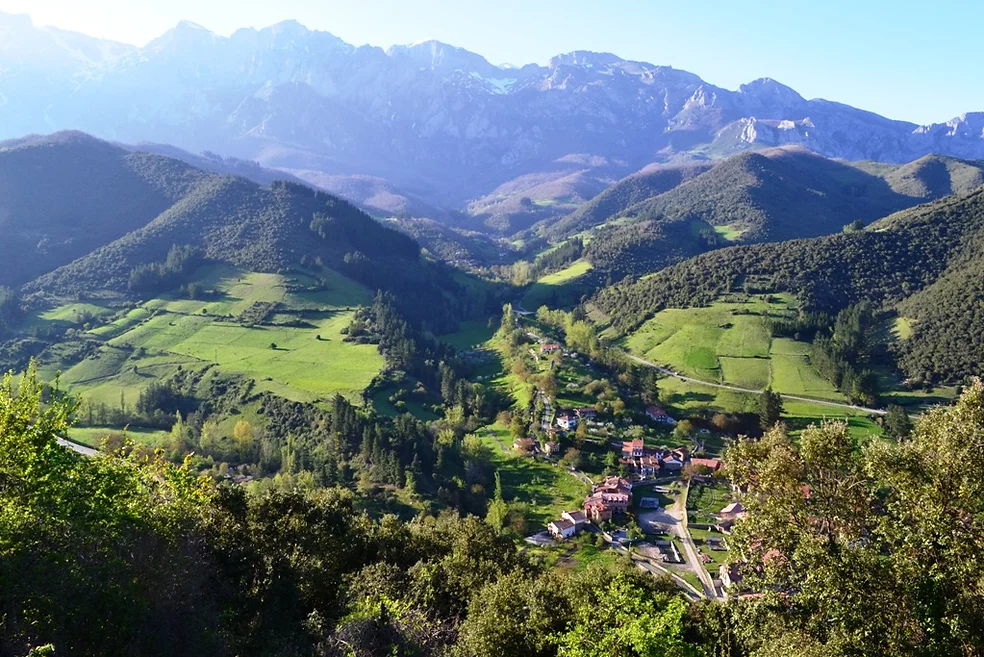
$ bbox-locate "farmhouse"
[556,412,577,431]
[622,438,646,459]
[645,405,676,424]
[547,518,577,540]
[540,343,561,354]
[661,457,683,471]
[691,457,722,472]
[575,407,597,419]
[714,502,745,522]
[583,476,632,521]
[562,510,588,529]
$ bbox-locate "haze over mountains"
[4,9,984,222]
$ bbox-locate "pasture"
[41,266,385,408]
[521,259,593,310]
[625,295,848,402]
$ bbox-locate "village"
[493,313,750,600]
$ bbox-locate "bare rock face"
[2,11,982,208]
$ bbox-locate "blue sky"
[2,0,980,124]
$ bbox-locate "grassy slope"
[45,265,383,408]
[477,424,590,527]
[521,259,594,310]
[622,294,845,398]
[620,293,888,437]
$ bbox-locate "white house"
[645,405,676,425]
[562,510,588,530]
[556,412,577,431]
[548,518,577,540]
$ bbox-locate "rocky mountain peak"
[738,77,804,106]
[548,50,624,69]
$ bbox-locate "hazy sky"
[2,0,981,124]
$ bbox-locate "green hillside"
[40,266,383,408]
[543,161,712,238]
[544,148,984,279]
[0,131,212,287]
[596,187,984,384]
[2,132,483,334]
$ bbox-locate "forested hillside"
[0,132,211,287]
[548,148,984,279]
[595,187,984,383]
[541,161,713,238]
[1,132,483,332]
[4,363,983,656]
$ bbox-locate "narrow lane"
[57,437,99,457]
[625,353,887,416]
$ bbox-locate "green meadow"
[624,294,846,401]
[521,259,593,310]
[40,265,385,409]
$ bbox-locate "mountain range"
[4,10,984,228]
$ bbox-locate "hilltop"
[0,132,475,331]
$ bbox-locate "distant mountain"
[594,187,984,384]
[128,142,314,188]
[542,161,713,238]
[571,147,984,277]
[0,132,469,330]
[3,11,984,223]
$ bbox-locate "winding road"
[625,353,887,416]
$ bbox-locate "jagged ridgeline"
[595,187,984,384]
[2,132,481,330]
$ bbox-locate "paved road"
[625,353,887,416]
[653,492,720,599]
[538,390,553,432]
[673,523,718,598]
[57,437,99,457]
[586,525,703,600]
[568,468,593,486]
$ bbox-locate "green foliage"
[547,162,712,239]
[553,583,696,657]
[128,244,204,295]
[724,382,984,655]
[579,150,984,279]
[757,386,784,429]
[883,403,912,439]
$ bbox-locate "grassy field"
[478,423,590,527]
[624,295,851,403]
[69,425,170,448]
[438,319,496,351]
[689,527,731,571]
[656,376,882,439]
[521,259,593,310]
[40,266,385,408]
[687,481,733,525]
